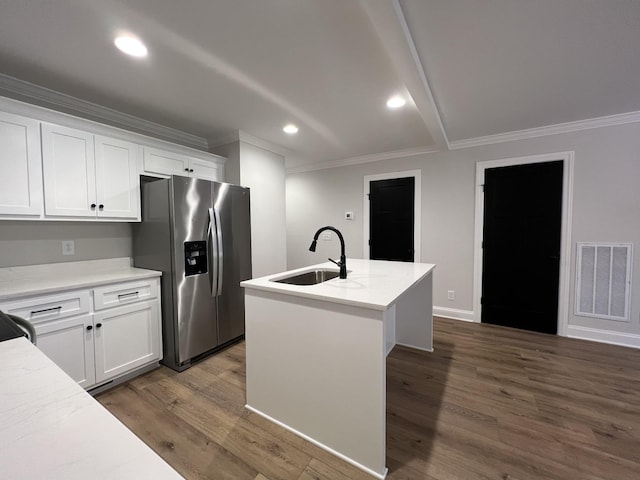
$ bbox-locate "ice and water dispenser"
[184,241,208,276]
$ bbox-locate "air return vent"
[576,243,632,321]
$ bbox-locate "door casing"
[364,170,421,261]
[473,152,574,336]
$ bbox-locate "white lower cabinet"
[0,277,162,390]
[34,313,96,388]
[93,301,160,384]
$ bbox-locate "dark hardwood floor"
[97,317,640,479]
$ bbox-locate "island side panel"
[394,272,433,352]
[244,288,388,477]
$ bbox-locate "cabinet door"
[93,301,161,384]
[142,147,190,177]
[34,314,96,389]
[189,157,222,182]
[42,123,96,217]
[95,136,140,219]
[0,111,42,216]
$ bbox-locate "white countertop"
[0,337,183,480]
[0,258,161,301]
[241,258,435,311]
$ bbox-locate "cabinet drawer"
[93,279,158,311]
[0,290,90,324]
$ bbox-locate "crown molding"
[286,145,440,174]
[0,73,208,150]
[448,110,640,150]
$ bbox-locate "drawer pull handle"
[118,291,139,299]
[96,323,103,329]
[31,306,62,315]
[86,325,93,331]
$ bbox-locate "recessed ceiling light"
[386,95,406,109]
[283,124,299,134]
[114,35,148,58]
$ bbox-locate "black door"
[481,161,563,334]
[369,177,414,262]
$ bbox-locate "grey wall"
[0,221,132,267]
[213,140,287,278]
[213,141,240,185]
[286,122,640,341]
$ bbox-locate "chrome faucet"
[309,226,347,279]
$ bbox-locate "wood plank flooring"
[97,318,640,479]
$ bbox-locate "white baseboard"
[566,325,640,349]
[433,306,476,322]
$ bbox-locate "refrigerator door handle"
[213,207,224,296]
[208,208,218,298]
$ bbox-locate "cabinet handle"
[90,203,96,210]
[184,168,189,172]
[118,291,139,299]
[98,204,104,210]
[189,168,194,173]
[96,323,103,329]
[31,306,62,315]
[86,325,93,331]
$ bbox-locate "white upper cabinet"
[189,157,222,182]
[0,98,225,222]
[142,146,223,182]
[142,147,189,176]
[42,123,96,217]
[95,136,139,219]
[42,124,140,220]
[0,111,42,216]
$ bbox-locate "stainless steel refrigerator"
[132,176,251,371]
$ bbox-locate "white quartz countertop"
[241,258,435,311]
[0,258,161,302]
[0,337,183,480]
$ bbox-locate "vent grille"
[576,243,632,321]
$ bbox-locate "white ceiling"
[0,0,639,169]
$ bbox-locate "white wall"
[286,122,640,347]
[0,221,132,267]
[213,140,287,278]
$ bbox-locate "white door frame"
[363,170,421,261]
[473,152,574,336]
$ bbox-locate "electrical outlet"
[62,240,75,256]
[447,290,455,301]
[322,232,332,240]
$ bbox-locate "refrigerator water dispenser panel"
[184,241,208,276]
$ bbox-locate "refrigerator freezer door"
[213,182,252,344]
[171,177,219,364]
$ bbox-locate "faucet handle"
[328,257,342,267]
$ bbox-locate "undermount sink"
[271,269,340,286]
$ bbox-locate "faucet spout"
[309,226,347,279]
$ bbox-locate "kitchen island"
[241,258,435,479]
